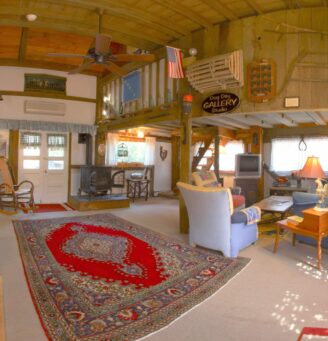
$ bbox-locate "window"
[47,134,66,170]
[21,132,42,170]
[271,137,328,173]
[219,140,245,172]
[116,141,146,163]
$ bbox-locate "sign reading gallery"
[202,92,240,114]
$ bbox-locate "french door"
[18,131,69,203]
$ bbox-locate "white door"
[18,131,69,203]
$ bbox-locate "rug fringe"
[136,259,252,341]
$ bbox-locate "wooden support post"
[249,126,264,200]
[179,95,192,234]
[95,76,104,165]
[214,134,220,180]
[171,135,180,192]
[8,130,19,181]
[67,133,72,201]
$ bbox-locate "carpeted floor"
[1,198,327,341]
[14,213,249,341]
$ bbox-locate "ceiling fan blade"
[114,54,155,63]
[103,61,128,76]
[68,60,95,74]
[48,53,91,58]
[95,33,112,55]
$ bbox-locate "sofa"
[292,191,328,248]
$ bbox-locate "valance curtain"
[0,119,96,135]
[144,137,156,165]
[271,137,328,172]
[20,132,41,147]
[106,133,119,165]
[47,134,67,147]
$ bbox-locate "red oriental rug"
[13,213,250,341]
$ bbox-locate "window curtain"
[271,137,328,172]
[20,132,41,146]
[105,133,119,165]
[47,134,67,147]
[144,137,156,165]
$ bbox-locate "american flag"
[166,46,185,78]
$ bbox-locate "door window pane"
[23,147,40,157]
[48,147,64,157]
[48,160,64,170]
[23,159,40,169]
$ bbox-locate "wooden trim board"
[0,277,5,341]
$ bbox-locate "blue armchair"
[292,192,328,248]
[177,182,258,257]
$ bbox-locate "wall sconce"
[160,146,168,161]
[0,95,3,101]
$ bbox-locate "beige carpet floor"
[1,198,327,341]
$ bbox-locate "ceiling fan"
[48,10,155,76]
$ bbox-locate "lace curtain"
[20,132,41,146]
[105,133,119,165]
[144,137,156,165]
[47,134,67,147]
[271,137,328,172]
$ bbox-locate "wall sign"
[202,93,240,114]
[25,74,67,94]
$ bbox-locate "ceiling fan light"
[26,13,38,22]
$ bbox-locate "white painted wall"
[0,67,96,125]
[154,141,172,192]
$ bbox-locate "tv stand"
[234,178,259,206]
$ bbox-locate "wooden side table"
[275,208,328,270]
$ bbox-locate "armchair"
[177,182,258,257]
[192,171,245,211]
[0,157,35,213]
[292,192,328,248]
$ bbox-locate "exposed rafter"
[271,113,298,127]
[306,112,327,125]
[18,27,29,62]
[152,0,212,29]
[54,0,188,37]
[244,0,263,14]
[198,0,238,21]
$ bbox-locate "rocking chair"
[0,157,35,213]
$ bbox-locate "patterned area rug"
[13,214,250,341]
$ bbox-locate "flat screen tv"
[235,153,261,178]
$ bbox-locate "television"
[235,153,261,178]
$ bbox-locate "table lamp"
[299,156,327,208]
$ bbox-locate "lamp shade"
[299,156,326,179]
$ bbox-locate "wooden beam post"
[179,94,192,234]
[95,76,105,165]
[214,134,220,180]
[8,130,19,181]
[171,135,180,192]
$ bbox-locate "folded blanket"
[240,206,261,225]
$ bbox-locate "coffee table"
[255,195,293,219]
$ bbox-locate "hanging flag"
[166,46,185,78]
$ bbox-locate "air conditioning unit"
[186,50,244,93]
[24,100,66,116]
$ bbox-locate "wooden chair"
[0,157,35,213]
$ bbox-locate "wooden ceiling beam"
[271,113,298,127]
[0,58,99,76]
[152,0,212,29]
[201,0,238,21]
[0,15,160,49]
[18,27,29,62]
[52,0,188,37]
[306,112,327,125]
